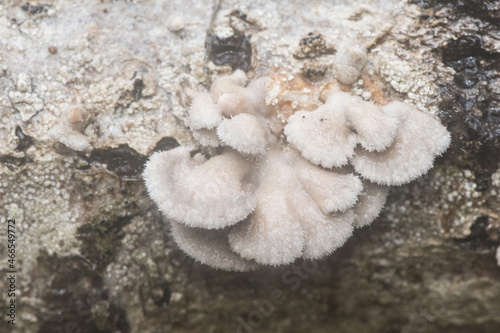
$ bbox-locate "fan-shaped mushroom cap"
[228,185,305,266]
[188,92,222,130]
[217,114,268,155]
[351,101,451,185]
[294,179,355,260]
[170,222,259,272]
[285,101,357,168]
[210,69,249,99]
[353,182,389,228]
[228,151,305,265]
[294,155,363,214]
[218,92,255,117]
[143,147,256,229]
[343,94,400,152]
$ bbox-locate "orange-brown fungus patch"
[266,71,327,121]
[362,74,389,106]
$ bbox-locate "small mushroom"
[291,171,356,260]
[342,93,400,152]
[218,92,255,117]
[189,71,268,150]
[49,106,91,151]
[170,222,259,271]
[351,101,451,185]
[294,155,363,214]
[285,100,357,168]
[353,182,389,228]
[210,69,249,99]
[285,91,400,168]
[214,73,267,116]
[143,147,256,229]
[217,113,268,155]
[228,151,305,265]
[188,92,222,130]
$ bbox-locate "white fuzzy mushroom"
[218,92,255,117]
[351,101,451,185]
[170,222,259,272]
[228,150,363,265]
[342,94,400,152]
[217,113,268,155]
[285,100,357,168]
[143,147,256,229]
[189,71,268,150]
[228,151,305,265]
[294,155,363,214]
[294,189,355,260]
[188,92,222,130]
[144,64,451,271]
[353,182,389,228]
[210,69,249,99]
[285,91,400,168]
[50,126,90,151]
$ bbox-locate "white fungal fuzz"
[285,91,402,168]
[228,182,306,266]
[299,209,355,260]
[353,182,390,228]
[294,156,363,214]
[285,102,358,168]
[188,92,222,130]
[342,94,400,152]
[218,93,255,117]
[170,222,259,272]
[144,43,451,271]
[351,101,451,185]
[143,147,256,230]
[217,114,267,155]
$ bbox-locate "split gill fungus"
[144,43,451,271]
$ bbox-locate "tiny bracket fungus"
[49,105,91,151]
[144,45,451,271]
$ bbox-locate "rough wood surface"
[0,1,499,332]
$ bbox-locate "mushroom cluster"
[144,63,450,271]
